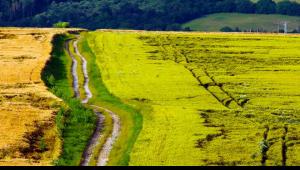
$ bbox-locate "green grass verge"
[42,34,97,166]
[76,33,143,166]
[183,13,300,32]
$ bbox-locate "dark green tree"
[1,0,300,31]
[277,1,300,16]
[53,21,70,28]
[235,0,255,13]
[216,0,236,12]
[256,0,277,14]
[220,26,234,32]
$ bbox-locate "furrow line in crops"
[154,37,229,108]
[282,125,288,166]
[175,42,243,109]
[154,37,239,109]
[171,47,235,108]
[203,70,243,109]
[261,125,270,166]
[187,67,230,108]
[161,36,246,110]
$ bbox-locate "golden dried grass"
[0,28,72,166]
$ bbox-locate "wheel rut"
[81,111,105,166]
[73,39,92,104]
[90,105,121,166]
[159,37,245,109]
[282,125,288,166]
[65,40,80,98]
[148,36,247,110]
[261,125,270,166]
[66,36,121,166]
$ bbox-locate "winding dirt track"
[65,40,80,98]
[67,37,121,166]
[80,111,105,166]
[90,105,121,166]
[73,40,93,104]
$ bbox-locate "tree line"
[0,0,300,30]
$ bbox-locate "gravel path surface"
[67,37,121,166]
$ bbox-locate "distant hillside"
[183,13,300,32]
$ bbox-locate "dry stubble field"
[0,28,69,166]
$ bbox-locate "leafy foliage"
[256,0,277,14]
[220,26,234,32]
[0,0,300,30]
[53,22,70,28]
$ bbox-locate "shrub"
[53,22,70,28]
[183,27,192,32]
[220,26,234,32]
[256,0,277,14]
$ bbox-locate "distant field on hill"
[183,13,300,32]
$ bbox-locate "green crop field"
[183,13,300,32]
[81,31,300,166]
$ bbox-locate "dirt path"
[80,111,105,166]
[65,40,80,98]
[67,37,121,166]
[73,40,92,104]
[90,105,121,166]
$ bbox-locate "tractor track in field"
[65,40,80,98]
[80,111,105,166]
[171,44,244,109]
[282,125,288,166]
[89,105,121,166]
[259,125,289,166]
[157,38,244,109]
[261,125,270,166]
[73,39,93,104]
[66,37,121,166]
[151,35,250,110]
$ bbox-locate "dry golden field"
[0,28,71,166]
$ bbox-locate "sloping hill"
[183,13,300,32]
